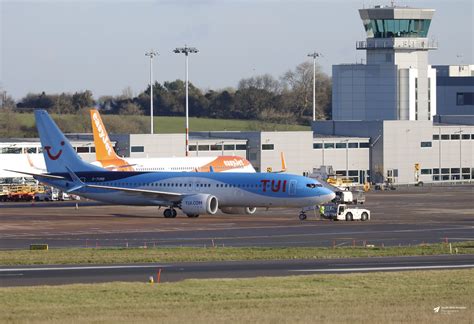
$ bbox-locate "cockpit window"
[306,183,323,188]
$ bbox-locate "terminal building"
[1,4,472,186]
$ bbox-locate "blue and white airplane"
[8,110,335,219]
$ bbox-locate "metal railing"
[357,39,438,50]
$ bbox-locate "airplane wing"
[84,184,183,202]
[3,169,66,180]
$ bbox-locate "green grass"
[0,111,309,137]
[1,242,473,266]
[1,269,472,323]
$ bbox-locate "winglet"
[25,151,46,172]
[209,166,215,172]
[280,152,287,172]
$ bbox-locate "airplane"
[6,110,336,219]
[89,109,256,173]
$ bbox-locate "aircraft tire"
[164,209,172,218]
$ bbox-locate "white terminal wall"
[128,134,248,159]
[313,120,474,184]
[191,131,370,175]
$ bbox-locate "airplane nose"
[318,188,336,204]
[327,190,336,201]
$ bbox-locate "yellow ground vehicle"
[0,184,45,202]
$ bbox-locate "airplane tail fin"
[35,109,103,173]
[90,109,134,171]
[90,109,121,161]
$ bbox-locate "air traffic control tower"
[332,5,437,121]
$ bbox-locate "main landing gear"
[299,212,307,221]
[163,208,177,218]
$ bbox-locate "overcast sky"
[1,0,473,99]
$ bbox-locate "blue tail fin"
[35,109,103,173]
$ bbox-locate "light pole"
[341,139,349,180]
[307,51,322,122]
[217,141,224,156]
[174,45,199,157]
[145,50,159,134]
[455,129,463,180]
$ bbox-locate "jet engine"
[181,194,218,217]
[220,207,257,215]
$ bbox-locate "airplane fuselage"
[38,171,333,208]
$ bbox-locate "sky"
[1,0,473,99]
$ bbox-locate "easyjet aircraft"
[7,110,335,219]
[90,109,256,173]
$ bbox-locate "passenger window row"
[99,182,264,189]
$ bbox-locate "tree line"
[1,61,332,125]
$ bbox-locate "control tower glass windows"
[363,19,431,38]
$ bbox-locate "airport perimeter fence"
[374,180,474,192]
[9,236,465,251]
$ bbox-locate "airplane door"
[289,180,297,196]
[187,181,193,191]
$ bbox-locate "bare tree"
[121,86,134,100]
[281,61,331,120]
[238,74,282,94]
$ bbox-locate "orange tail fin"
[90,109,133,171]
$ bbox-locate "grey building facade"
[435,65,474,116]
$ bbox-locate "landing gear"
[299,212,307,221]
[186,214,200,218]
[163,208,177,218]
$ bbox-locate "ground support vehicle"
[333,190,366,205]
[322,203,370,221]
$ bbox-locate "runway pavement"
[0,185,473,249]
[1,254,473,287]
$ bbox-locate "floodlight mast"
[174,45,199,157]
[307,51,322,122]
[145,50,159,134]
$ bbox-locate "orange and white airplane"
[90,109,257,173]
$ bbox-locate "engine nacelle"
[220,207,257,215]
[181,194,218,216]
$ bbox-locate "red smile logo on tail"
[44,141,65,160]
